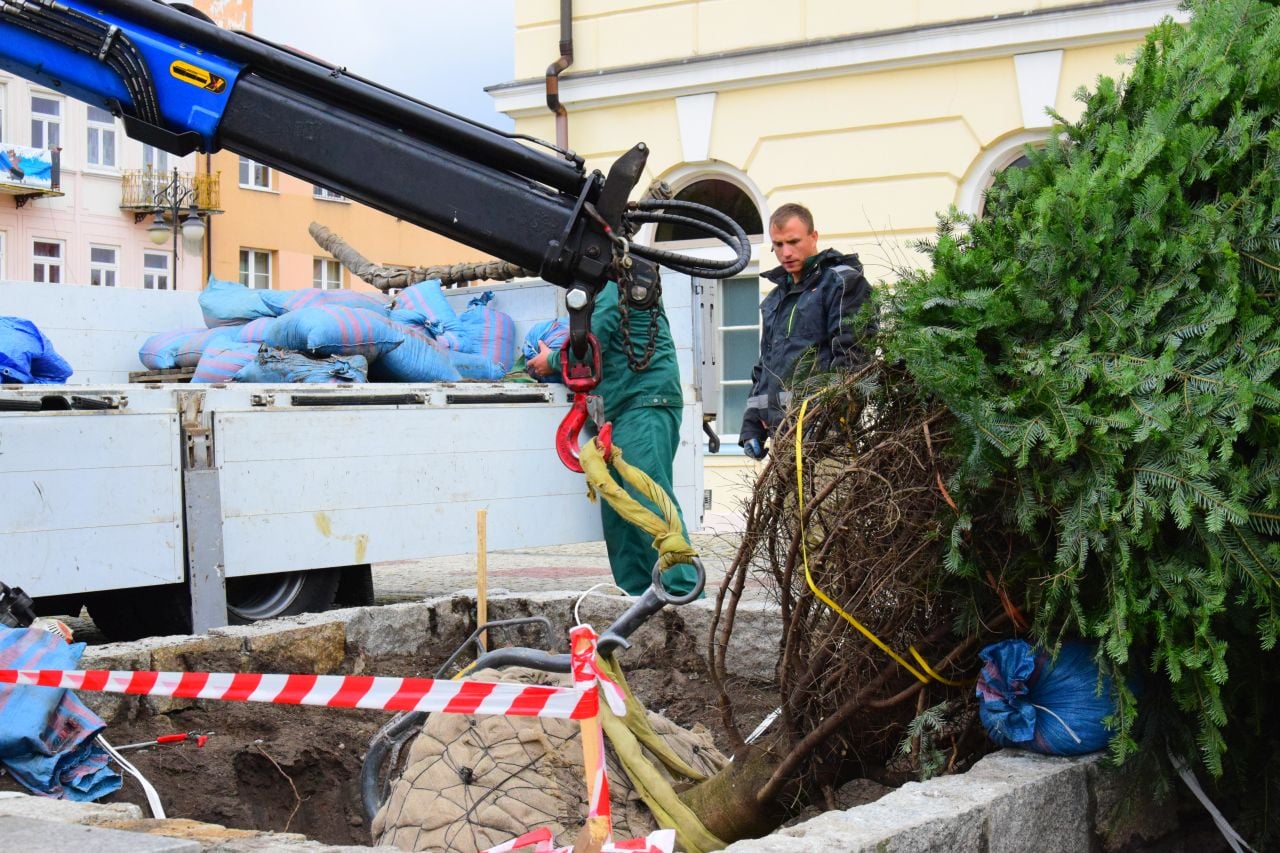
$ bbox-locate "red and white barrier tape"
[0,629,626,721]
[480,825,676,853]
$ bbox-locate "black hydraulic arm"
[0,0,750,351]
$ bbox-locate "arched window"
[956,130,1049,217]
[654,179,763,243]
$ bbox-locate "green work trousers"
[601,404,700,598]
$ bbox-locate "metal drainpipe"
[545,0,573,150]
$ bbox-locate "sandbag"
[450,350,507,381]
[191,343,261,383]
[373,667,725,853]
[370,321,462,383]
[234,349,368,384]
[261,287,390,316]
[976,638,1117,756]
[455,291,517,369]
[138,326,238,370]
[389,278,458,327]
[0,316,73,384]
[522,317,570,382]
[235,317,274,343]
[198,276,274,327]
[264,306,404,361]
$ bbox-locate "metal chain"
[613,239,660,372]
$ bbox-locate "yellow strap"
[579,438,697,570]
[795,396,967,687]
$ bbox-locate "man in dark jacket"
[740,203,874,458]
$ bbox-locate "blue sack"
[0,625,121,801]
[191,343,261,383]
[234,349,368,384]
[264,306,404,361]
[0,317,73,384]
[455,291,517,370]
[389,279,463,349]
[370,322,462,382]
[261,287,390,317]
[198,275,275,327]
[450,350,507,381]
[236,317,274,343]
[522,317,570,382]
[138,326,238,370]
[976,638,1116,756]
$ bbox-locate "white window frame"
[238,156,272,191]
[32,238,65,284]
[89,244,119,287]
[142,144,169,174]
[313,257,343,289]
[708,274,762,446]
[313,185,347,202]
[30,93,62,150]
[85,105,118,169]
[240,248,272,289]
[143,251,171,290]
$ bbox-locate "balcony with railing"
[0,144,64,206]
[120,168,222,223]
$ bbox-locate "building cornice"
[488,0,1185,118]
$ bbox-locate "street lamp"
[146,167,206,282]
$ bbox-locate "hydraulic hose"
[623,198,752,279]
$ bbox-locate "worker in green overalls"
[528,281,700,598]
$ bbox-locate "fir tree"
[886,0,1280,826]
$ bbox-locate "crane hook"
[555,334,612,472]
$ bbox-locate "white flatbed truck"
[0,276,706,639]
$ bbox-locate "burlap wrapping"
[372,667,725,852]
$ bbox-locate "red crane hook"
[555,334,612,472]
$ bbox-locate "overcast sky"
[252,0,515,130]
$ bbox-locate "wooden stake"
[573,631,611,852]
[476,509,488,651]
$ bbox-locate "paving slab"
[0,814,199,853]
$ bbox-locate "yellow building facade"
[193,0,491,294]
[491,0,1186,517]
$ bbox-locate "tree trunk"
[679,743,791,843]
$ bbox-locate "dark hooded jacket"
[739,248,873,446]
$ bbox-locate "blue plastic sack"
[198,275,274,327]
[236,317,274,343]
[455,291,517,370]
[389,279,463,349]
[522,317,570,382]
[138,326,238,370]
[191,343,261,383]
[261,287,390,317]
[234,349,369,384]
[0,625,121,800]
[976,639,1116,756]
[370,322,462,382]
[264,306,404,361]
[0,317,73,384]
[451,350,507,381]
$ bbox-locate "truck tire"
[226,568,342,624]
[86,585,194,641]
[86,569,344,640]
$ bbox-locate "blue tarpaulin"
[0,625,121,800]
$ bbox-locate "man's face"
[770,216,819,280]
